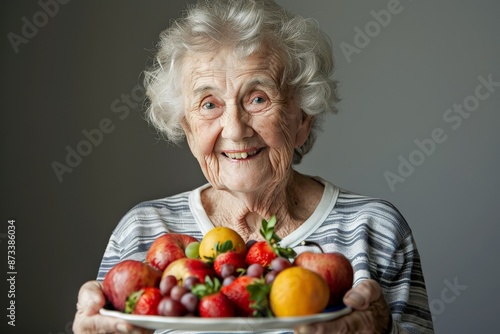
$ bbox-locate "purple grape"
[157,297,187,316]
[180,292,199,313]
[159,275,178,296]
[220,263,236,278]
[246,263,265,278]
[183,276,200,290]
[170,285,188,301]
[222,275,236,286]
[265,270,278,284]
[246,239,257,249]
[270,257,292,273]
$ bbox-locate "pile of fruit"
[103,215,354,318]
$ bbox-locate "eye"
[198,96,223,119]
[200,96,220,111]
[245,93,270,112]
[202,101,216,110]
[252,96,267,104]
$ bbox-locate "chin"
[222,176,270,194]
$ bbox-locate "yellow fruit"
[198,226,246,261]
[270,266,329,317]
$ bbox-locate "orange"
[270,266,329,317]
[198,226,246,261]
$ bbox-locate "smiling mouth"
[223,149,261,160]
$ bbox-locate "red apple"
[102,260,162,311]
[294,251,354,306]
[162,258,216,285]
[145,233,198,271]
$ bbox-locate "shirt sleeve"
[326,193,434,333]
[372,205,434,333]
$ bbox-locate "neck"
[202,171,323,241]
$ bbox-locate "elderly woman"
[73,0,434,333]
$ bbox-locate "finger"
[74,281,153,334]
[74,308,154,334]
[296,308,388,334]
[295,311,367,334]
[76,280,106,315]
[296,280,390,334]
[343,279,382,310]
[73,311,140,334]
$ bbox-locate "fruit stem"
[300,240,325,253]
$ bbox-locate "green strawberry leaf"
[124,289,144,314]
[260,215,280,244]
[217,240,234,253]
[267,215,276,229]
[203,240,235,263]
[259,215,297,259]
[192,275,221,299]
[202,255,215,263]
[273,243,297,258]
[247,279,273,318]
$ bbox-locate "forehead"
[180,48,284,93]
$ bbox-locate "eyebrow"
[192,85,218,97]
[247,79,279,90]
[193,79,278,94]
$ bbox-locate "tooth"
[226,151,257,159]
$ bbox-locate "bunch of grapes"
[157,275,200,316]
[156,246,293,316]
[218,253,292,285]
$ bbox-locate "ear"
[294,112,313,148]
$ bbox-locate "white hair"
[144,0,340,164]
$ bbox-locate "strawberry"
[245,215,296,267]
[213,251,247,277]
[220,276,271,317]
[245,241,277,267]
[198,292,236,317]
[221,276,255,316]
[124,287,162,315]
[192,276,236,317]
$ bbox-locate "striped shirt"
[97,178,434,333]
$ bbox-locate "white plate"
[100,306,352,331]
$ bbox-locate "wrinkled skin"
[180,48,309,198]
[180,47,318,241]
[73,47,335,333]
[294,279,392,334]
[72,280,153,334]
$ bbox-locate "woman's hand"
[295,279,392,334]
[72,280,152,334]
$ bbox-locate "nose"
[220,103,253,140]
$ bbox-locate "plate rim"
[100,306,352,330]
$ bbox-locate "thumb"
[76,280,106,315]
[343,279,381,310]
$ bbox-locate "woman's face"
[180,48,311,194]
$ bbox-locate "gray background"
[1,0,499,333]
